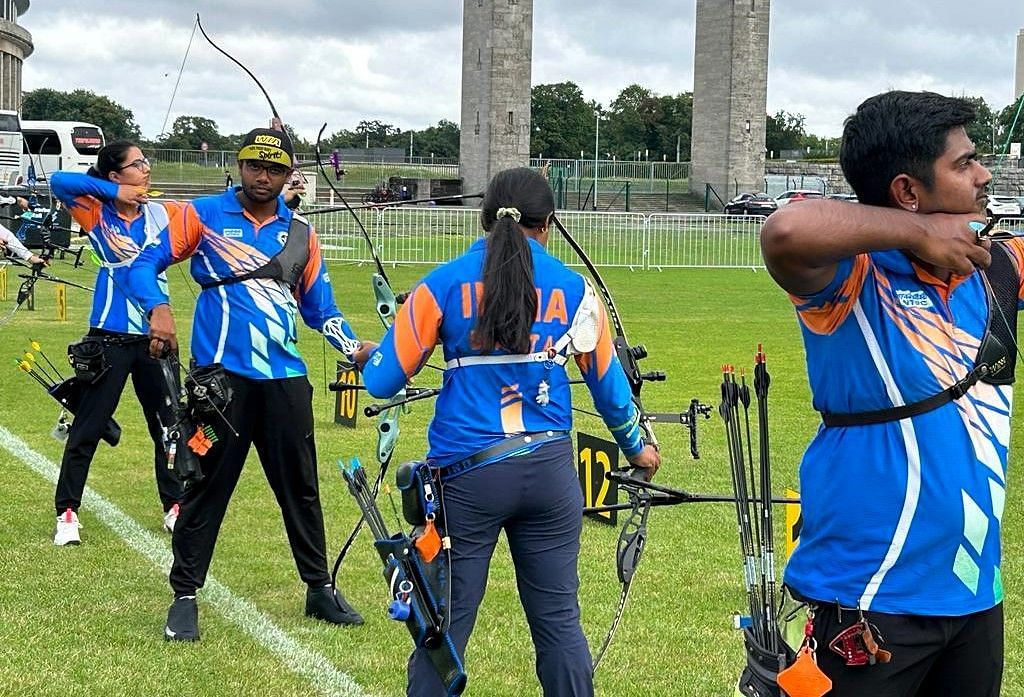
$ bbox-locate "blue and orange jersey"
[130,188,359,380]
[362,237,644,468]
[50,171,174,334]
[783,243,1024,616]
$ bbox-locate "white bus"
[0,109,23,186]
[21,120,105,180]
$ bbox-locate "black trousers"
[169,373,332,595]
[54,331,182,514]
[809,600,1003,696]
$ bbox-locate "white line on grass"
[0,424,369,697]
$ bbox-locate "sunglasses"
[242,160,290,177]
[117,157,151,172]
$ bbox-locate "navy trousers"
[407,438,594,697]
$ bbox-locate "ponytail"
[474,167,555,354]
[475,212,536,353]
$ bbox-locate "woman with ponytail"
[362,166,660,696]
[47,141,183,545]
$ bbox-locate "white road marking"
[0,424,369,697]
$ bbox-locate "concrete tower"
[0,0,31,111]
[1016,28,1024,101]
[689,0,770,200]
[460,0,533,197]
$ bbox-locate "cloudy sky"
[18,1,1024,141]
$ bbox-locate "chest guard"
[200,214,310,290]
[821,243,1018,427]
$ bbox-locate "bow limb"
[196,14,280,121]
[591,485,651,672]
[314,122,405,468]
[550,214,659,450]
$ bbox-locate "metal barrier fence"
[146,150,690,193]
[647,214,765,269]
[530,158,690,182]
[315,208,766,270]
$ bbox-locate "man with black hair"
[131,124,367,641]
[760,90,1015,696]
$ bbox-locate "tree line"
[21,86,1024,162]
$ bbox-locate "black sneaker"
[164,595,200,641]
[305,585,364,626]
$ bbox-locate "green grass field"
[1,260,1022,696]
[146,159,689,199]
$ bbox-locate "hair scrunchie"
[496,206,521,223]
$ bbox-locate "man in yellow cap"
[131,126,368,641]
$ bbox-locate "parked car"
[775,189,824,207]
[828,192,859,202]
[987,195,1021,216]
[724,192,778,216]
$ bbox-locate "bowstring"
[160,16,199,139]
[984,93,1024,370]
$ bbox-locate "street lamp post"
[594,109,600,211]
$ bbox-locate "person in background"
[283,171,306,210]
[329,148,342,181]
[0,195,46,265]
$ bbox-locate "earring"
[910,203,917,211]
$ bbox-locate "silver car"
[987,195,1022,216]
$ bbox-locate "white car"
[774,189,824,207]
[987,195,1021,216]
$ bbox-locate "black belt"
[441,430,570,481]
[87,328,148,345]
[821,365,989,427]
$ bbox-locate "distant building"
[1016,28,1024,101]
[0,0,32,111]
[690,0,770,200]
[460,0,533,198]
